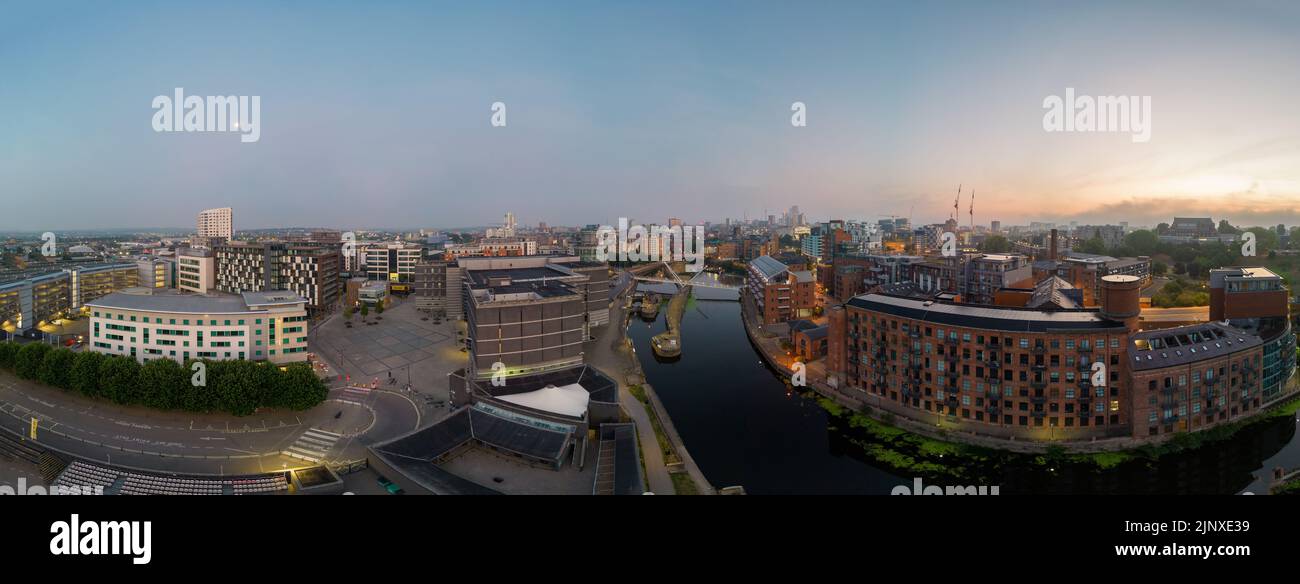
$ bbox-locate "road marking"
[280,427,342,463]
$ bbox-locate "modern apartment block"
[826,268,1296,443]
[214,241,340,316]
[196,207,233,240]
[747,254,816,324]
[361,241,424,282]
[412,259,464,319]
[177,248,216,294]
[87,288,309,364]
[1,263,139,333]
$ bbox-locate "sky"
[3,0,1300,231]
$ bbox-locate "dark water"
[627,298,902,494]
[627,297,1300,495]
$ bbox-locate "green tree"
[39,347,76,389]
[69,351,104,397]
[980,235,1011,253]
[278,363,328,410]
[139,358,188,410]
[15,343,51,379]
[1245,227,1279,256]
[1077,235,1108,254]
[0,341,18,370]
[1122,230,1159,255]
[99,357,142,405]
[377,302,385,314]
[1218,219,1238,234]
[361,304,369,318]
[1151,261,1167,276]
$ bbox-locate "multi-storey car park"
[87,288,309,364]
[0,263,139,334]
[826,267,1296,443]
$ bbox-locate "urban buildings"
[747,254,816,324]
[176,248,215,294]
[1,263,139,333]
[412,259,464,319]
[1159,217,1237,244]
[135,256,175,289]
[214,241,340,316]
[196,207,233,240]
[460,255,609,381]
[360,241,424,283]
[88,288,309,365]
[825,267,1295,442]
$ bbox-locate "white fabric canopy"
[497,383,590,418]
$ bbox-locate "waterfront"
[627,293,1300,495]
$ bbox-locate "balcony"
[1030,380,1048,390]
[1032,410,1046,418]
[1031,396,1047,405]
[1031,345,1047,354]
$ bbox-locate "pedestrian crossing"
[339,386,372,398]
[283,428,342,463]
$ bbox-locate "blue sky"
[3,0,1299,230]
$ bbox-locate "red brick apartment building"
[747,255,816,324]
[826,269,1297,443]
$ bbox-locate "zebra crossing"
[282,428,342,463]
[339,386,372,399]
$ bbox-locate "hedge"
[0,341,327,416]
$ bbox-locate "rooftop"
[87,288,304,314]
[848,291,1125,332]
[1129,323,1261,371]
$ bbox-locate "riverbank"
[586,284,716,494]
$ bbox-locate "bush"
[38,347,76,389]
[15,343,51,379]
[0,341,327,416]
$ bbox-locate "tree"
[38,347,75,389]
[980,235,1011,253]
[1245,227,1279,256]
[139,358,188,410]
[361,304,369,318]
[69,351,104,397]
[1218,219,1239,234]
[15,343,51,379]
[376,302,385,314]
[99,357,142,405]
[1151,261,1168,276]
[278,363,328,410]
[0,342,18,370]
[344,305,354,320]
[1077,235,1108,255]
[1123,230,1159,255]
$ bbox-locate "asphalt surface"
[0,301,458,477]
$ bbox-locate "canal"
[627,292,1300,494]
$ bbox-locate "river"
[626,291,1300,495]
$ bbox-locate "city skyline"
[5,1,1300,231]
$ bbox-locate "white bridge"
[630,262,739,290]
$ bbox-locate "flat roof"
[848,293,1125,332]
[87,289,304,314]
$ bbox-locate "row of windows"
[95,312,266,326]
